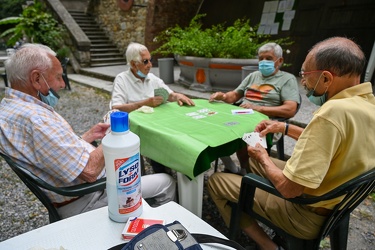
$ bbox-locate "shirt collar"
[5,87,54,111]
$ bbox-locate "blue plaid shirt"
[0,88,104,203]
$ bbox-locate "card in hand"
[242,132,267,148]
[154,88,169,103]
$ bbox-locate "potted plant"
[152,14,292,92]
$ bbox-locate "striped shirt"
[0,88,104,203]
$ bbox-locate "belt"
[52,196,81,208]
[307,206,332,216]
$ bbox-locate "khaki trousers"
[207,158,327,240]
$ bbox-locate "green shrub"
[152,14,293,59]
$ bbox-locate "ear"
[323,71,333,83]
[322,70,334,86]
[130,60,137,69]
[30,70,42,90]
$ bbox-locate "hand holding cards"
[154,88,169,103]
[242,132,267,148]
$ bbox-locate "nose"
[300,77,306,86]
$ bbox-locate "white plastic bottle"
[102,111,143,222]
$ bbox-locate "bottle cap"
[110,112,129,132]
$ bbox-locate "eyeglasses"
[141,58,152,65]
[298,70,324,78]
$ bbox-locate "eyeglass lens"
[143,58,152,65]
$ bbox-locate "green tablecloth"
[129,99,268,179]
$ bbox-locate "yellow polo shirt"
[283,82,375,208]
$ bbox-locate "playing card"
[242,132,267,148]
[154,88,169,103]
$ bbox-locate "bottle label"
[114,153,142,214]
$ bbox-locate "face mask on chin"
[39,74,60,107]
[136,70,148,78]
[306,72,327,106]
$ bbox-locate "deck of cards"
[122,217,165,241]
[154,88,169,103]
[242,132,267,148]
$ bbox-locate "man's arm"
[248,144,304,198]
[78,145,105,183]
[255,120,303,141]
[209,90,243,104]
[240,100,298,119]
[112,96,164,112]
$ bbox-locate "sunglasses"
[141,58,152,65]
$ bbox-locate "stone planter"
[175,55,258,92]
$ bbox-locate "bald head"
[308,37,366,77]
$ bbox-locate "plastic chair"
[60,57,71,90]
[1,71,8,87]
[0,152,106,223]
[228,168,375,249]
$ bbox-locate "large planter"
[175,55,258,92]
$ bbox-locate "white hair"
[5,43,56,87]
[125,42,148,65]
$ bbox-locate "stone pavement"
[68,64,318,157]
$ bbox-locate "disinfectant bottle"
[102,111,143,222]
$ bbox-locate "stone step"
[90,44,118,48]
[91,57,124,63]
[91,48,120,53]
[91,53,124,58]
[68,10,125,67]
[91,39,112,44]
[85,31,106,36]
[89,61,126,68]
[79,24,100,29]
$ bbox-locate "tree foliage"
[0,0,68,58]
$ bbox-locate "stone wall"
[90,0,201,60]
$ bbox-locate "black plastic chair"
[60,57,71,90]
[1,71,8,87]
[228,168,375,249]
[0,152,106,223]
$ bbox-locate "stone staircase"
[69,10,125,67]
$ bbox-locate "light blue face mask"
[306,73,327,106]
[258,60,276,76]
[136,70,148,78]
[39,74,60,107]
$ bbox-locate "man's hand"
[209,92,226,102]
[147,96,164,107]
[247,143,269,163]
[82,123,110,143]
[255,120,285,137]
[174,93,195,106]
[239,102,258,111]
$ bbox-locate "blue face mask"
[258,60,276,76]
[136,70,148,78]
[39,74,60,107]
[306,73,327,106]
